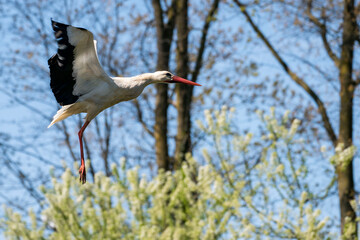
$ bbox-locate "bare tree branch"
[286,53,338,91]
[60,121,78,163]
[234,0,337,146]
[152,0,165,35]
[356,2,360,44]
[191,0,220,83]
[305,0,340,67]
[93,111,113,177]
[354,77,360,86]
[140,20,154,70]
[133,99,154,137]
[3,152,44,203]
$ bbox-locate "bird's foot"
[79,164,86,184]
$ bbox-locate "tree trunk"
[173,0,220,170]
[337,0,356,236]
[234,0,358,236]
[152,0,176,171]
[154,85,169,170]
[174,0,192,170]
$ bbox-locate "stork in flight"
[48,20,201,184]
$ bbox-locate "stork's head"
[152,71,201,86]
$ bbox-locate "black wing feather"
[48,20,79,106]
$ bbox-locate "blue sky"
[0,0,358,237]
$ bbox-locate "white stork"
[48,20,201,183]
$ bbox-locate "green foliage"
[1,108,335,239]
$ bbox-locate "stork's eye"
[165,73,172,78]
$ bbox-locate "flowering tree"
[1,108,339,239]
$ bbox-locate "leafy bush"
[1,108,334,239]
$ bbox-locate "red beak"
[168,76,202,86]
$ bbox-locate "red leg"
[78,120,90,184]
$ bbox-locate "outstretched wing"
[48,20,111,106]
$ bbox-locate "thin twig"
[234,0,337,146]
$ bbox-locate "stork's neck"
[112,73,154,89]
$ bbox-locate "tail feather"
[48,105,74,128]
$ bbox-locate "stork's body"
[48,74,157,127]
[48,20,200,183]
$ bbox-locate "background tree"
[152,0,176,171]
[233,0,359,236]
[151,0,221,170]
[174,0,220,169]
